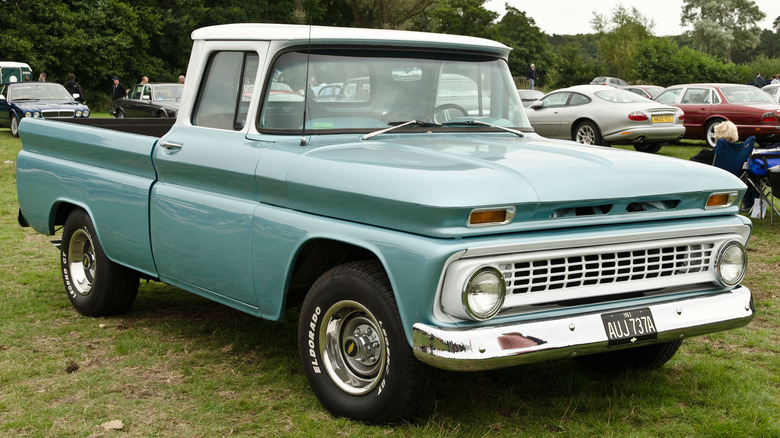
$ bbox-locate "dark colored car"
[111,83,183,118]
[654,83,780,147]
[0,81,90,137]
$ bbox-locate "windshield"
[594,89,649,103]
[153,85,183,101]
[9,83,74,101]
[258,49,529,132]
[720,86,775,104]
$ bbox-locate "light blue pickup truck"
[16,24,754,423]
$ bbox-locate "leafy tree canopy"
[681,0,765,63]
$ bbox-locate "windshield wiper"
[442,119,524,137]
[362,120,441,140]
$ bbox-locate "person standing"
[140,76,149,84]
[754,72,765,88]
[527,64,538,90]
[111,76,126,100]
[178,74,186,84]
[63,73,85,102]
[38,72,47,82]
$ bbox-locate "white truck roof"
[191,23,511,58]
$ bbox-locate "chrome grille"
[500,243,714,295]
[42,110,75,118]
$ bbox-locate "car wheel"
[574,120,604,146]
[61,208,139,317]
[428,104,468,124]
[10,113,20,137]
[705,119,724,148]
[633,143,663,153]
[575,339,683,372]
[157,111,167,118]
[298,261,436,424]
[115,109,125,119]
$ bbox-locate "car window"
[765,87,778,98]
[192,51,259,130]
[541,92,570,108]
[654,88,683,104]
[8,83,74,101]
[681,88,711,104]
[720,86,775,104]
[568,93,590,106]
[142,86,152,99]
[594,89,648,103]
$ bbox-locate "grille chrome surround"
[42,110,75,118]
[439,233,742,320]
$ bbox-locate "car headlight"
[24,111,32,118]
[83,110,90,117]
[715,241,747,287]
[33,111,40,118]
[462,267,506,320]
[75,110,82,117]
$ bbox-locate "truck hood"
[278,133,745,237]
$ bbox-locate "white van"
[0,62,33,83]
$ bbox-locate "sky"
[483,0,780,36]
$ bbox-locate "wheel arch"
[569,117,598,139]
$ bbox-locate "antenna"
[300,23,312,146]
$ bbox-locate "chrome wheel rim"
[319,300,386,395]
[576,125,596,144]
[706,122,720,147]
[67,229,96,296]
[10,115,18,136]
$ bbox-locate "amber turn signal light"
[705,192,738,209]
[468,207,516,227]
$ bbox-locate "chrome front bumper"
[412,286,754,371]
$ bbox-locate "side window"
[541,92,570,108]
[129,86,142,100]
[568,93,590,106]
[192,51,258,130]
[681,88,710,104]
[654,88,682,104]
[142,86,151,99]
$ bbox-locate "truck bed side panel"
[16,118,159,276]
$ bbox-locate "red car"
[654,83,780,147]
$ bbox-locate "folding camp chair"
[744,147,780,224]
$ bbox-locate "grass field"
[1,127,778,437]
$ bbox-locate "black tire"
[298,261,436,424]
[157,111,167,118]
[705,119,724,148]
[575,339,683,372]
[61,209,139,317]
[574,120,604,146]
[10,112,20,137]
[633,143,664,153]
[115,109,125,119]
[428,104,468,124]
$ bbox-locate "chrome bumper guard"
[412,287,754,371]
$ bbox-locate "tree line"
[1,0,777,110]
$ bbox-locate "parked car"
[315,82,343,100]
[0,81,89,137]
[517,89,545,107]
[111,83,183,118]
[590,76,628,87]
[654,83,780,147]
[621,85,665,100]
[525,84,684,152]
[761,83,780,103]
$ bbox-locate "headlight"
[24,111,32,118]
[715,241,747,286]
[75,110,82,117]
[83,110,90,117]
[462,267,506,320]
[33,111,40,118]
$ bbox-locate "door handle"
[160,141,182,150]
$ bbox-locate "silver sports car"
[526,85,685,153]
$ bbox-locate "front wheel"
[10,113,20,137]
[298,261,436,424]
[115,109,125,119]
[61,209,139,316]
[575,339,683,372]
[574,121,604,146]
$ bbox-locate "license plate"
[601,308,658,347]
[652,115,673,123]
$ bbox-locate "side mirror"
[0,95,5,101]
[529,101,543,109]
[72,93,80,99]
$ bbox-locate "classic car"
[0,61,33,83]
[111,83,183,118]
[526,84,684,153]
[0,81,89,137]
[590,76,628,87]
[655,83,780,147]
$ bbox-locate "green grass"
[1,129,779,437]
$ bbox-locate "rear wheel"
[10,113,19,137]
[633,143,664,153]
[574,121,604,146]
[705,119,724,148]
[298,261,436,424]
[61,209,139,316]
[156,111,167,118]
[575,339,683,372]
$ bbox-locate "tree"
[681,0,765,63]
[412,0,498,40]
[591,5,655,82]
[346,0,437,29]
[494,6,555,87]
